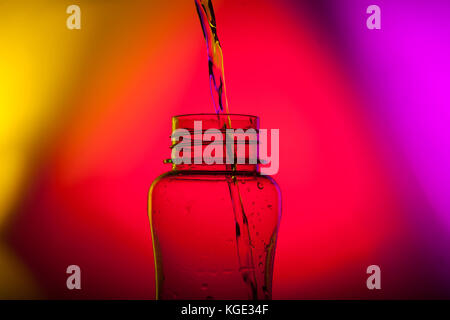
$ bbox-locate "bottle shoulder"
[150,170,280,191]
[151,170,278,179]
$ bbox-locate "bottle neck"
[168,114,260,173]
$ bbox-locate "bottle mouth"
[173,114,259,130]
[173,113,258,121]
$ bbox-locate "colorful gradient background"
[1,0,449,299]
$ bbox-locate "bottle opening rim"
[172,113,259,121]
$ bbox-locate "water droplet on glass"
[257,182,264,190]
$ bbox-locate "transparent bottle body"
[149,170,281,300]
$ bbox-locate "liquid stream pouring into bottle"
[194,0,262,299]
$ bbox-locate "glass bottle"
[148,114,281,299]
